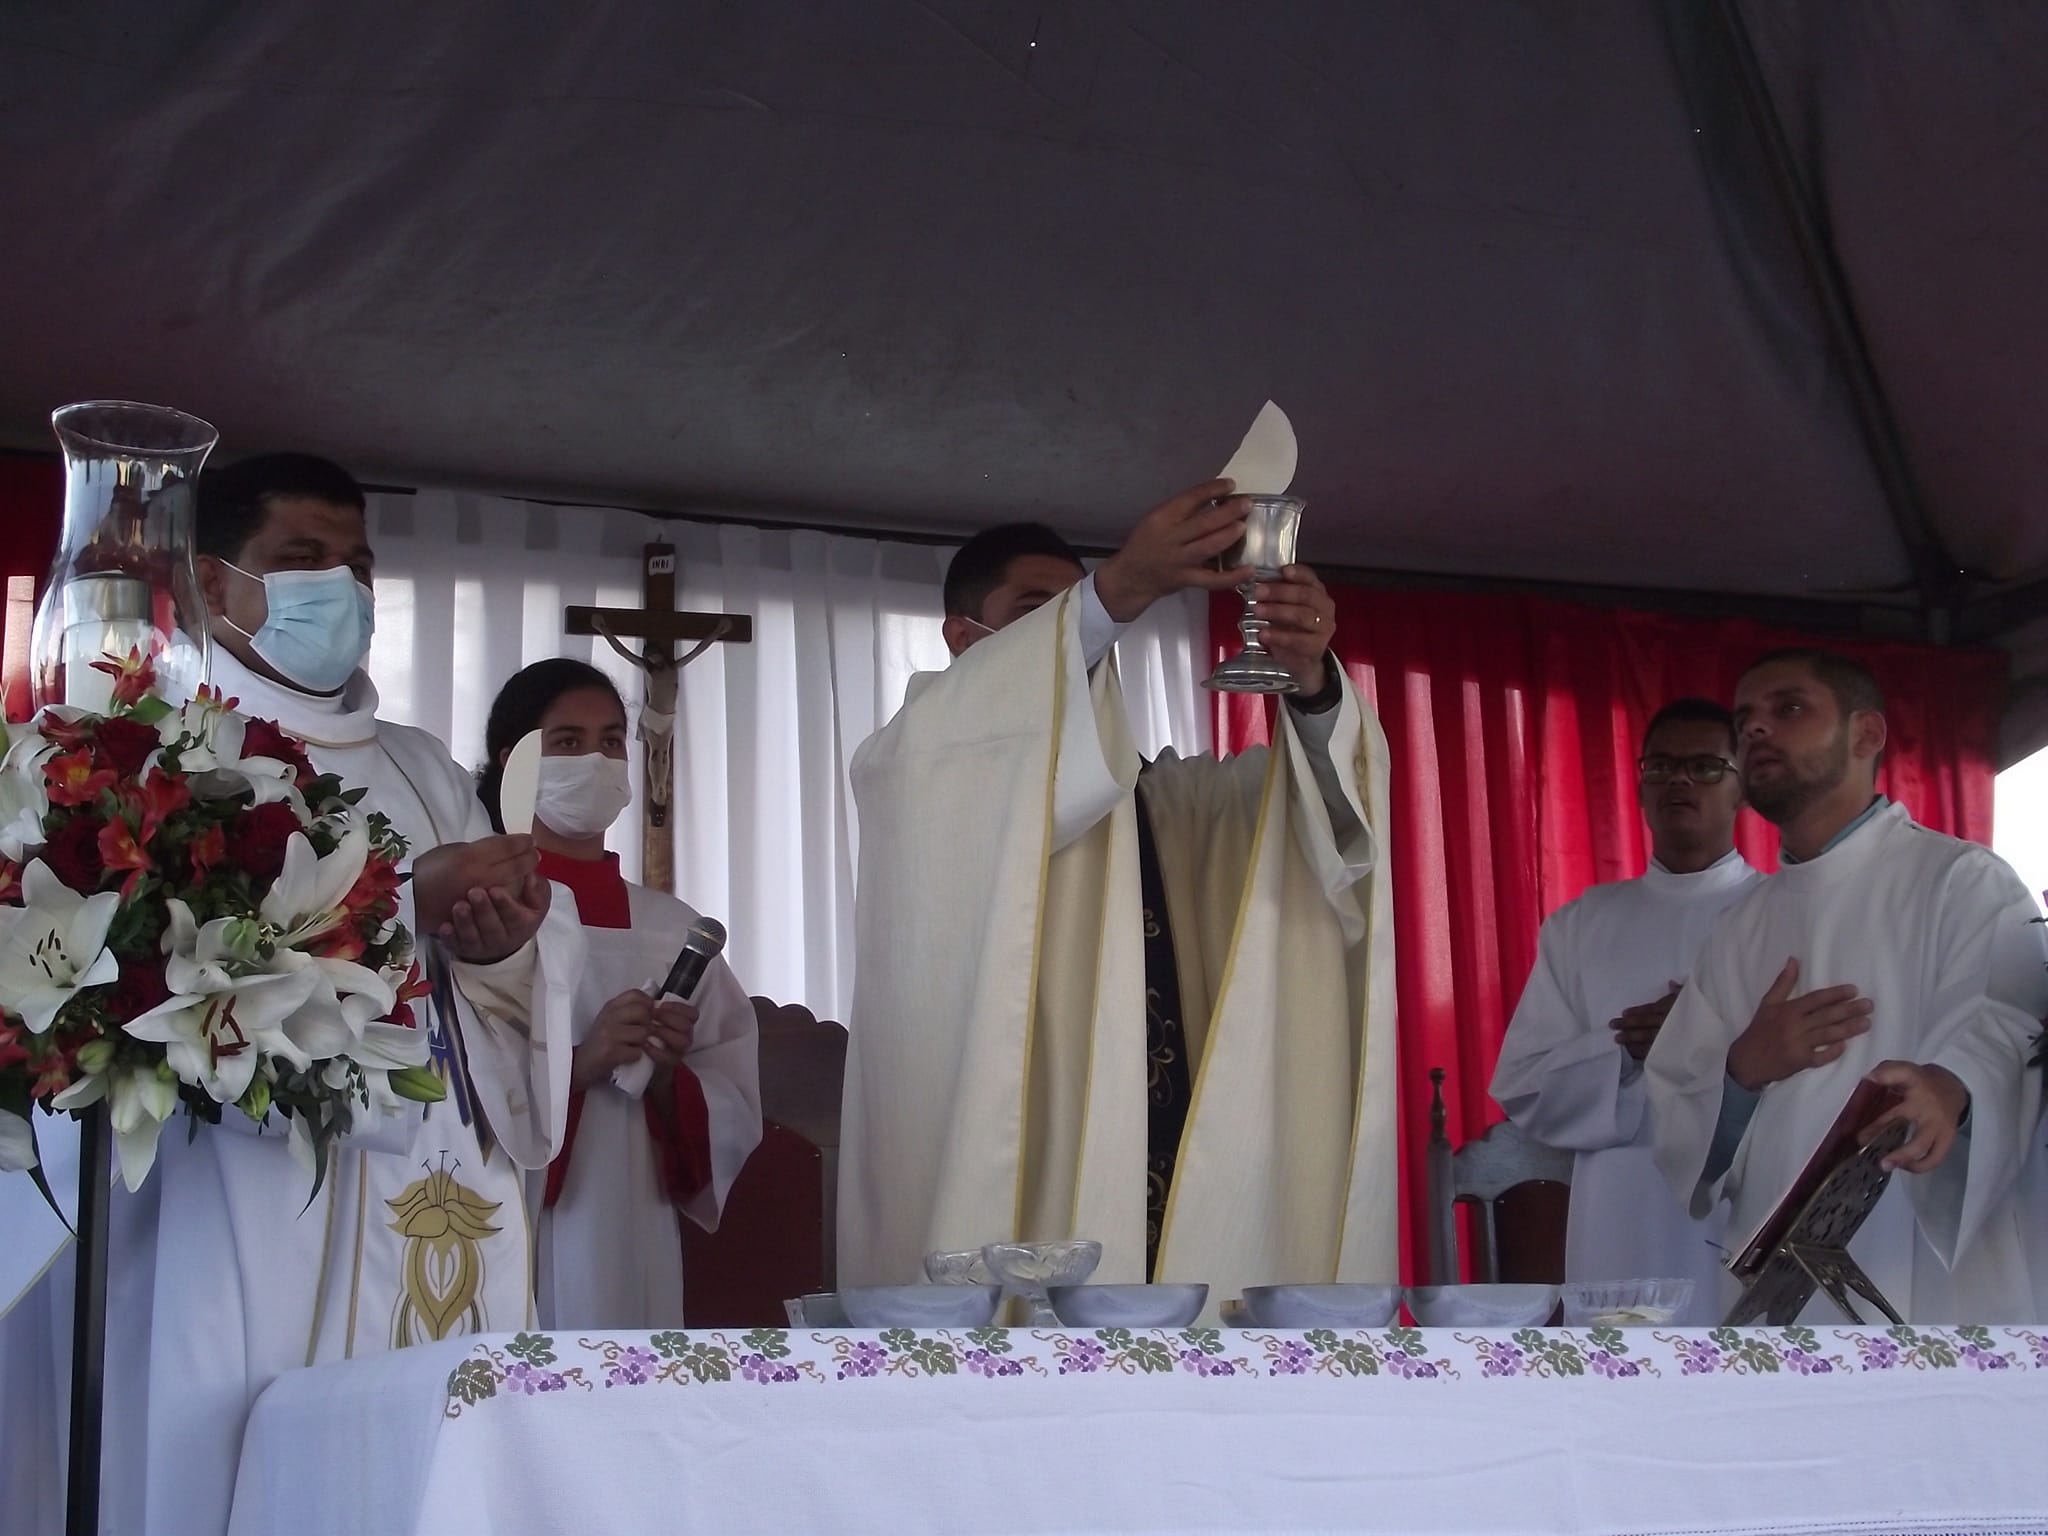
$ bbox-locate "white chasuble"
[838,590,1399,1313]
[1490,852,1758,1323]
[531,854,761,1330]
[0,647,581,1536]
[1648,803,2047,1323]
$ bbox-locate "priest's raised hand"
[1251,564,1338,696]
[414,831,555,961]
[1091,478,1251,621]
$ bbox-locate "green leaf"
[1783,1326,1821,1355]
[741,1329,792,1361]
[648,1331,690,1361]
[1097,1327,1136,1351]
[126,695,172,726]
[680,1344,731,1383]
[1304,1328,1341,1351]
[907,1340,959,1375]
[1512,1327,1549,1351]
[446,1358,498,1405]
[879,1328,917,1352]
[1328,1341,1382,1377]
[506,1332,558,1368]
[966,1327,1013,1356]
[1383,1326,1424,1357]
[1542,1342,1587,1377]
[1734,1340,1781,1374]
[1886,1325,1920,1347]
[1956,1325,1994,1350]
[1180,1328,1224,1355]
[1920,1337,1959,1368]
[1588,1326,1626,1356]
[1126,1338,1174,1374]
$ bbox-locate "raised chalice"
[1202,494,1305,694]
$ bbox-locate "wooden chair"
[1425,1067,1573,1286]
[681,998,847,1326]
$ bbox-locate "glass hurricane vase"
[29,400,218,715]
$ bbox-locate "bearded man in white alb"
[1648,649,2045,1323]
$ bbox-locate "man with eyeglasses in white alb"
[1491,699,1757,1323]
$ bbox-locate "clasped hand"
[572,988,699,1092]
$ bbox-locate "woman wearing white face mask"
[481,660,762,1328]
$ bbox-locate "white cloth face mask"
[532,752,633,839]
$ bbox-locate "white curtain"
[364,490,1211,1021]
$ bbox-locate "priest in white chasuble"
[839,480,1399,1308]
[1649,649,2048,1323]
[478,660,761,1330]
[0,454,583,1536]
[1491,699,1758,1324]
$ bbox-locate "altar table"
[229,1324,2048,1536]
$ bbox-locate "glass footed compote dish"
[981,1241,1103,1326]
[923,1249,996,1286]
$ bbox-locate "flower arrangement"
[0,649,441,1194]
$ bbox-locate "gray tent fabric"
[1,3,2042,737]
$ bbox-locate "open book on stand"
[1723,1077,1908,1326]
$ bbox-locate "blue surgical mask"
[222,562,376,693]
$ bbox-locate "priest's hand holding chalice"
[1201,400,1334,695]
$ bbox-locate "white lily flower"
[260,829,370,949]
[0,1106,36,1172]
[157,902,362,1069]
[122,968,322,1106]
[0,732,55,862]
[53,1062,180,1190]
[0,861,121,1034]
[162,705,299,807]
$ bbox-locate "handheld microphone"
[658,915,727,1002]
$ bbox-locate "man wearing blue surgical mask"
[28,452,591,1536]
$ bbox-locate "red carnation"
[111,954,172,1023]
[91,716,161,780]
[227,801,304,885]
[241,717,319,786]
[42,814,109,893]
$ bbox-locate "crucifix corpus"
[564,541,752,893]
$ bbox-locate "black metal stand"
[65,1101,109,1536]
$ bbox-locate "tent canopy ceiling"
[2,2,2043,631]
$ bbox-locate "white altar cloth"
[229,1324,2048,1536]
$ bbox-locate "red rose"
[91,716,161,780]
[227,801,304,885]
[241,718,318,785]
[42,814,108,893]
[111,954,172,1022]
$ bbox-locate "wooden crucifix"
[564,541,752,893]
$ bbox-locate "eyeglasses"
[1638,754,1739,785]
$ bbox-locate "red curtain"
[0,453,63,722]
[1212,586,2005,1282]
